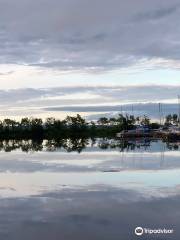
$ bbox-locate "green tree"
[97,117,109,125]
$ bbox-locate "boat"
[116,125,152,138]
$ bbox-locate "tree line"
[0,114,161,139]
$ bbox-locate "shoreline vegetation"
[0,114,156,139]
[0,113,178,139]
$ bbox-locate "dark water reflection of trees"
[0,138,179,153]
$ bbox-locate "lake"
[0,138,179,240]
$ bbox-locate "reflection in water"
[0,188,180,240]
[0,138,179,152]
[0,138,179,239]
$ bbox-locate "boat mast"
[159,103,162,126]
[121,105,123,115]
[178,95,180,128]
[132,105,134,115]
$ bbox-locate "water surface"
[0,138,179,239]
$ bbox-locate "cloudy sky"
[0,0,180,119]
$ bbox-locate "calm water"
[0,138,180,240]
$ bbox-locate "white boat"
[116,125,151,138]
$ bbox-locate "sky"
[0,0,180,119]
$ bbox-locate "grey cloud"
[45,103,180,119]
[0,71,14,76]
[0,85,179,118]
[0,88,47,104]
[1,0,180,71]
[0,85,179,105]
[134,4,179,22]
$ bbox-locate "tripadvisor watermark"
[135,226,174,236]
